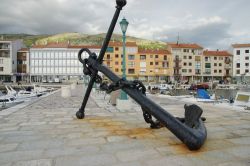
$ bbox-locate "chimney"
[217,49,219,51]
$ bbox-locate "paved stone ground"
[0,85,250,166]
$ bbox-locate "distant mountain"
[0,33,167,49]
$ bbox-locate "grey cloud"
[0,0,249,49]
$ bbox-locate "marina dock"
[0,85,249,165]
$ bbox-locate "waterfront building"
[230,44,250,83]
[202,50,233,82]
[168,43,203,83]
[0,40,23,82]
[17,48,30,82]
[29,43,100,82]
[103,41,173,83]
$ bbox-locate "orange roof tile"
[203,50,232,56]
[138,48,171,54]
[68,45,101,49]
[108,41,137,47]
[168,43,203,49]
[18,48,29,52]
[232,44,250,48]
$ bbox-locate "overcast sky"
[0,0,249,49]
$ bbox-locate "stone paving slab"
[0,85,249,165]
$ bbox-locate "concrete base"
[116,99,132,111]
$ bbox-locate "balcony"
[174,58,182,62]
[103,58,112,61]
[174,64,182,69]
[224,64,232,69]
[17,64,27,73]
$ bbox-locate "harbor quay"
[0,85,249,166]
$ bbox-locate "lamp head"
[120,17,129,33]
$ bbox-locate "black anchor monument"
[76,0,207,150]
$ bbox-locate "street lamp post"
[119,17,129,100]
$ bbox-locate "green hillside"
[0,33,167,49]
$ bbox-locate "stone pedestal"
[61,86,71,98]
[116,98,132,111]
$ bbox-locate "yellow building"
[103,41,173,83]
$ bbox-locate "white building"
[0,40,23,82]
[230,44,250,83]
[29,43,101,82]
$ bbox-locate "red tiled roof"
[203,50,232,56]
[168,43,203,49]
[18,48,29,52]
[108,41,137,47]
[138,48,171,54]
[68,45,101,49]
[232,44,250,48]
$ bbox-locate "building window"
[189,56,192,59]
[128,55,135,60]
[236,50,240,55]
[219,63,222,66]
[205,63,211,68]
[219,57,223,60]
[107,47,114,53]
[164,55,167,60]
[246,69,249,73]
[245,50,249,53]
[183,62,187,66]
[214,70,217,73]
[115,61,119,65]
[182,69,187,73]
[189,69,192,73]
[115,54,119,58]
[155,62,159,65]
[150,62,153,65]
[115,68,119,72]
[155,55,158,58]
[246,57,249,60]
[115,47,119,51]
[183,49,189,53]
[140,55,146,60]
[236,63,240,68]
[128,62,135,67]
[150,55,153,58]
[0,59,3,64]
[214,63,217,66]
[236,70,240,74]
[107,54,110,59]
[0,67,3,71]
[189,62,192,66]
[183,56,187,59]
[128,69,135,74]
[219,70,222,73]
[246,63,249,67]
[214,57,217,60]
[205,57,210,61]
